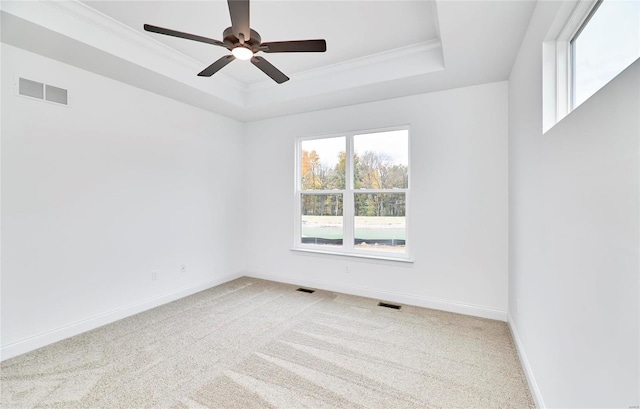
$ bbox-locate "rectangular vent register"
[296,288,315,294]
[18,77,68,106]
[378,302,401,310]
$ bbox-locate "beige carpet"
[1,277,534,408]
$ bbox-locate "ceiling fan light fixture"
[143,0,326,83]
[232,46,253,60]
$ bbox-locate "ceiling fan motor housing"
[223,27,262,51]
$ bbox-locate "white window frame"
[542,0,599,133]
[569,0,607,110]
[293,126,412,263]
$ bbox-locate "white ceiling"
[0,0,536,121]
[85,0,438,85]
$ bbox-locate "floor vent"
[296,288,315,294]
[378,302,401,310]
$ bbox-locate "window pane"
[354,130,409,189]
[301,194,343,246]
[354,193,405,253]
[572,0,640,108]
[301,137,346,190]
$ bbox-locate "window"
[542,0,639,132]
[570,0,640,109]
[295,128,410,260]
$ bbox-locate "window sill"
[290,247,414,263]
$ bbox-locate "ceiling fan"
[144,0,327,84]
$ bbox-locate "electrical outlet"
[151,271,158,281]
[180,264,186,274]
[345,265,350,274]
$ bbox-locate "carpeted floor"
[1,277,534,408]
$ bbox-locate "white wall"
[1,44,246,359]
[508,2,640,408]
[244,82,509,320]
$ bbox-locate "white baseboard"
[0,271,243,362]
[508,312,545,408]
[244,270,507,321]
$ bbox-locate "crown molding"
[251,38,442,90]
[245,39,444,108]
[42,0,247,93]
[0,0,247,103]
[43,1,201,67]
[1,0,445,115]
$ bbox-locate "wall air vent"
[296,288,315,294]
[18,77,68,106]
[45,84,68,105]
[19,78,44,99]
[378,302,401,310]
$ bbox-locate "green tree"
[330,151,346,189]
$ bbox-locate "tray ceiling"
[85,1,438,85]
[0,1,536,121]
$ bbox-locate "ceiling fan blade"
[198,55,235,77]
[227,0,250,43]
[262,40,327,53]
[251,56,289,84]
[144,24,225,47]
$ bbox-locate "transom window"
[295,128,410,260]
[571,0,640,109]
[543,0,639,132]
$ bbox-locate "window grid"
[295,127,410,260]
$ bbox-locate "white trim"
[345,133,355,248]
[0,272,243,362]
[295,125,411,143]
[0,0,444,115]
[0,0,246,106]
[508,313,546,409]
[39,0,246,93]
[565,0,600,112]
[557,1,599,41]
[290,247,414,263]
[542,0,600,133]
[245,270,507,322]
[247,39,442,92]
